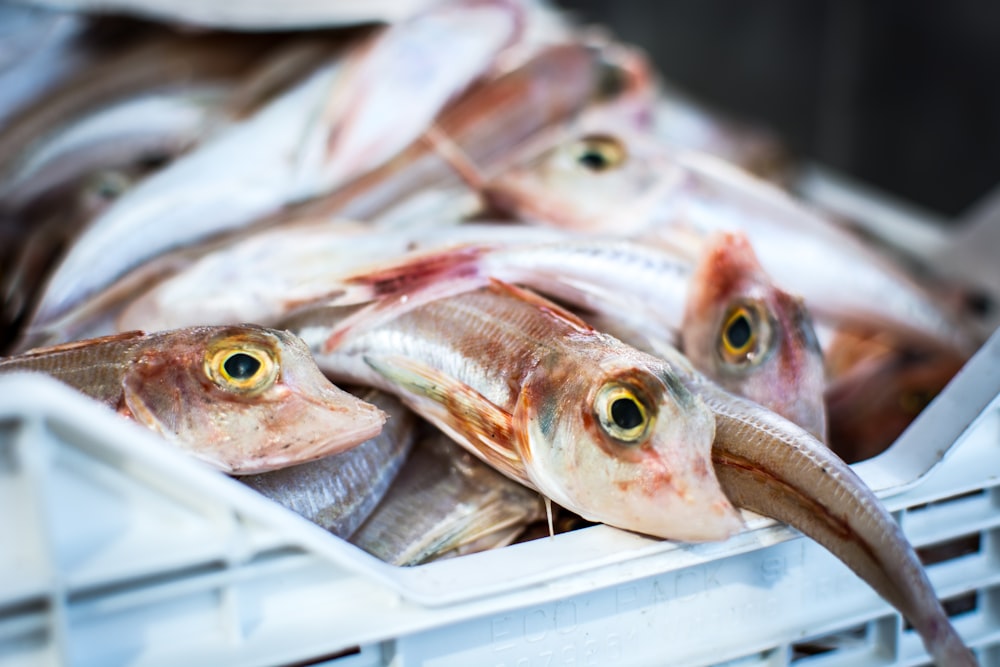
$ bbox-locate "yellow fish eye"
[571,134,628,172]
[719,302,770,366]
[595,383,651,443]
[205,343,278,394]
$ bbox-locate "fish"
[680,231,827,441]
[239,389,416,538]
[480,121,979,356]
[350,428,546,566]
[25,0,523,335]
[609,335,976,666]
[824,332,965,463]
[289,279,744,543]
[284,40,603,223]
[0,30,350,351]
[0,325,386,474]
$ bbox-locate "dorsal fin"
[15,331,147,358]
[487,278,594,334]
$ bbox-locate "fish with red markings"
[0,325,386,474]
[680,231,827,441]
[288,280,743,543]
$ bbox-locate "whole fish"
[350,429,546,566]
[601,328,976,666]
[239,390,416,537]
[25,0,523,335]
[480,121,978,356]
[680,231,827,441]
[0,325,386,474]
[290,280,744,543]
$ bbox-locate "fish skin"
[291,280,743,543]
[680,231,828,441]
[350,428,546,566]
[239,390,416,537]
[0,325,386,474]
[824,333,965,463]
[26,0,522,333]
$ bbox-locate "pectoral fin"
[363,354,526,484]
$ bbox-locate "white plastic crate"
[3,173,1000,667]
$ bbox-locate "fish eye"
[595,382,651,443]
[205,342,278,394]
[571,134,627,172]
[86,170,132,202]
[719,302,771,366]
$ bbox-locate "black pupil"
[726,314,752,349]
[578,147,611,171]
[224,353,260,380]
[611,398,643,430]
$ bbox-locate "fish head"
[681,231,828,442]
[121,325,385,474]
[513,342,742,542]
[482,120,669,232]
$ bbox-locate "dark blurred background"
[554,0,1000,219]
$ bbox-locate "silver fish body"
[239,390,416,537]
[350,429,546,566]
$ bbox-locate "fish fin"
[421,123,486,191]
[487,278,594,334]
[17,330,147,357]
[343,245,490,299]
[363,354,526,484]
[322,277,487,352]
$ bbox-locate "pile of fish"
[0,1,988,664]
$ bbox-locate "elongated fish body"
[643,342,976,666]
[0,325,386,474]
[482,122,976,356]
[291,41,602,223]
[292,280,743,542]
[680,231,827,441]
[239,390,416,537]
[351,429,546,566]
[27,0,522,333]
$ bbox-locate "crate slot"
[917,533,981,567]
[791,622,868,659]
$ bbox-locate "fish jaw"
[121,326,385,474]
[513,346,742,542]
[681,231,828,441]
